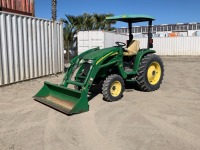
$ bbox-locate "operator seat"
[123,40,140,56]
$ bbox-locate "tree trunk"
[51,0,57,21]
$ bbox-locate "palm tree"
[51,0,57,21]
[62,16,77,49]
[104,13,116,31]
[92,13,116,30]
[61,13,116,60]
[61,15,80,60]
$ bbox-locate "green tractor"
[34,14,164,115]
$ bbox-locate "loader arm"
[34,46,126,115]
[62,46,126,93]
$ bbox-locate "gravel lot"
[0,58,200,150]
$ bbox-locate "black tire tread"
[102,74,125,102]
[136,54,164,92]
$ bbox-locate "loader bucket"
[33,82,89,115]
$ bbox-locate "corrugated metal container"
[138,37,200,55]
[133,33,144,38]
[78,31,200,56]
[169,32,178,37]
[0,0,34,16]
[0,11,64,86]
[78,31,128,54]
[194,31,200,37]
[178,32,188,37]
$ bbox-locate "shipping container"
[78,30,200,56]
[0,11,64,86]
[169,32,178,37]
[0,0,34,16]
[194,31,200,37]
[137,37,200,55]
[178,31,188,37]
[77,30,128,54]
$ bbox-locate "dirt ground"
[0,58,200,150]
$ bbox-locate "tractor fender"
[133,49,156,73]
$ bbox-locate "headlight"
[87,60,93,63]
[79,59,85,64]
[80,59,93,64]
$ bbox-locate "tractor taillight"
[149,38,153,48]
[150,38,153,44]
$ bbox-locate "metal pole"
[68,41,69,63]
[128,22,132,37]
[148,20,153,48]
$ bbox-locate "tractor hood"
[82,46,121,62]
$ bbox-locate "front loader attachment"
[33,82,89,115]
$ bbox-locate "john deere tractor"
[34,14,164,115]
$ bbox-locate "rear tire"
[102,74,125,102]
[136,54,164,91]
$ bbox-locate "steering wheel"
[115,41,126,47]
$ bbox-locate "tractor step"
[66,80,84,87]
[76,75,86,79]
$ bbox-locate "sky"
[35,0,200,27]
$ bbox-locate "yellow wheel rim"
[147,62,161,85]
[110,81,122,97]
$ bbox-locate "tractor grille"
[84,63,91,75]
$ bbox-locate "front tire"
[102,74,125,102]
[136,54,164,91]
